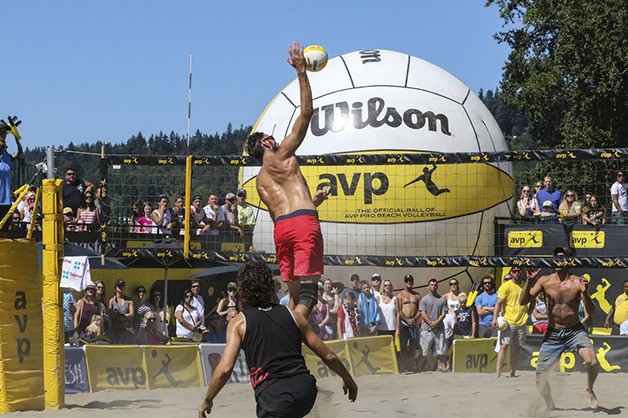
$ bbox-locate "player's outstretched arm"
[199,314,244,417]
[294,310,358,402]
[280,41,314,159]
[519,268,541,305]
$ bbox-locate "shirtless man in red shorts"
[245,41,329,317]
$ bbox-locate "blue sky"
[2,1,510,150]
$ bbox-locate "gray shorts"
[420,328,446,356]
[499,324,527,347]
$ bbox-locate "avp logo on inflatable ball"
[240,49,513,255]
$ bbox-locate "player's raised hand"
[286,41,306,74]
[526,267,540,281]
[7,115,22,140]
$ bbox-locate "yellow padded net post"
[41,179,64,409]
[184,155,192,259]
[0,238,44,412]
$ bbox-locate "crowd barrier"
[63,335,398,393]
[452,335,627,373]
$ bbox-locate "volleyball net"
[55,146,625,268]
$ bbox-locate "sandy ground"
[5,371,627,418]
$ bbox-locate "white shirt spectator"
[190,294,205,327]
[610,180,628,213]
[202,204,224,236]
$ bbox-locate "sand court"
[4,371,625,417]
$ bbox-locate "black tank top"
[242,304,310,394]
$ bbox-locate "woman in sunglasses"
[516,185,538,220]
[137,311,170,345]
[558,190,582,224]
[76,191,100,231]
[216,282,243,318]
[175,289,202,341]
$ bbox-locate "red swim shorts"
[274,209,324,282]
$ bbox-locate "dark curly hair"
[237,261,274,307]
[245,132,266,160]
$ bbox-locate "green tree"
[487,0,628,196]
[487,0,628,149]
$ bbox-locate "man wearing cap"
[396,274,421,372]
[191,195,213,234]
[370,274,382,298]
[610,169,628,224]
[0,117,23,231]
[493,266,529,378]
[519,247,599,412]
[340,274,361,302]
[244,43,330,318]
[63,207,77,231]
[236,189,256,230]
[220,192,243,238]
[535,175,561,213]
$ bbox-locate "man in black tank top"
[198,262,357,418]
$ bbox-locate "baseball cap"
[553,246,572,256]
[350,274,360,281]
[371,273,381,280]
[85,283,96,290]
[225,192,236,200]
[510,266,522,272]
[158,193,168,200]
[404,274,414,282]
[193,195,202,201]
[63,207,73,216]
[237,188,247,197]
[542,200,554,208]
[115,279,126,288]
[227,281,237,289]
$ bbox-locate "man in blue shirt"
[535,175,561,212]
[474,275,499,338]
[0,117,23,230]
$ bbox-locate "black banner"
[519,335,628,373]
[104,147,628,167]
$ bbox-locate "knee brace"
[298,282,318,311]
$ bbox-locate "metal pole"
[46,146,55,179]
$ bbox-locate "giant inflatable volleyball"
[240,49,513,286]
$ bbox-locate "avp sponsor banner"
[199,344,250,385]
[65,347,89,394]
[346,336,397,376]
[519,335,627,373]
[0,239,44,412]
[84,345,147,391]
[144,345,203,389]
[504,224,568,256]
[303,336,397,378]
[303,339,352,379]
[451,338,508,373]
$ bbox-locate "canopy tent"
[36,241,128,270]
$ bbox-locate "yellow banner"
[507,230,543,248]
[570,230,605,248]
[452,338,508,373]
[303,336,397,378]
[84,345,147,391]
[0,239,44,413]
[303,339,352,379]
[346,336,397,376]
[85,345,204,391]
[144,345,203,389]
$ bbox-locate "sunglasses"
[66,172,76,176]
[228,287,236,292]
[185,295,192,298]
[12,217,20,221]
[482,282,492,285]
[147,318,156,322]
[566,194,574,197]
[450,282,458,286]
[85,196,92,199]
[618,173,624,177]
[535,184,542,188]
[191,285,200,288]
[523,190,530,193]
[96,286,104,289]
[383,284,392,287]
